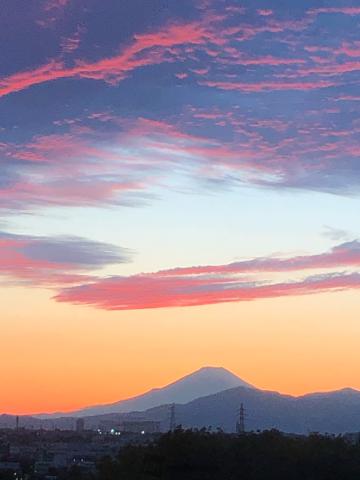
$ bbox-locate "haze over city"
[1,0,360,419]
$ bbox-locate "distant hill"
[36,366,254,418]
[138,385,360,434]
[3,370,360,434]
[61,385,360,434]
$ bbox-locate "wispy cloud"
[257,9,273,17]
[1,0,360,215]
[0,125,159,211]
[0,231,132,286]
[309,7,360,17]
[38,0,71,28]
[60,26,85,54]
[322,226,351,242]
[0,22,207,99]
[201,80,338,92]
[44,0,70,11]
[55,241,360,310]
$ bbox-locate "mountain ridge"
[35,366,254,419]
[3,384,360,434]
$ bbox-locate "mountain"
[134,385,360,434]
[3,383,360,434]
[37,366,254,418]
[67,385,359,435]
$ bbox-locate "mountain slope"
[37,366,254,418]
[147,386,360,434]
[3,385,360,434]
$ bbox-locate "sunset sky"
[1,0,360,415]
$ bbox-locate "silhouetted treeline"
[96,429,360,480]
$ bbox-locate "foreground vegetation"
[2,429,359,480]
[96,428,360,480]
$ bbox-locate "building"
[0,462,22,479]
[343,432,360,444]
[116,420,161,434]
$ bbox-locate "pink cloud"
[335,95,360,101]
[44,0,70,11]
[214,53,305,67]
[14,132,122,165]
[335,42,360,58]
[60,26,85,54]
[309,7,360,16]
[175,72,188,79]
[295,60,360,77]
[55,270,360,310]
[237,55,304,66]
[55,241,360,310]
[257,9,273,16]
[0,9,321,100]
[2,98,359,213]
[0,22,207,98]
[38,0,71,27]
[160,241,360,276]
[191,68,209,75]
[1,126,156,210]
[201,79,338,92]
[0,116,188,211]
[0,177,144,210]
[0,231,130,287]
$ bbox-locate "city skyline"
[1,0,360,414]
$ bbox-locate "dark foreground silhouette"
[95,429,360,480]
[3,429,359,480]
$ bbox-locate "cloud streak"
[55,241,360,310]
[201,80,338,93]
[309,7,360,16]
[0,231,131,286]
[0,22,207,99]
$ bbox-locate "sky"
[1,0,360,415]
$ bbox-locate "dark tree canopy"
[95,429,360,480]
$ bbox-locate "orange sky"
[2,286,360,415]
